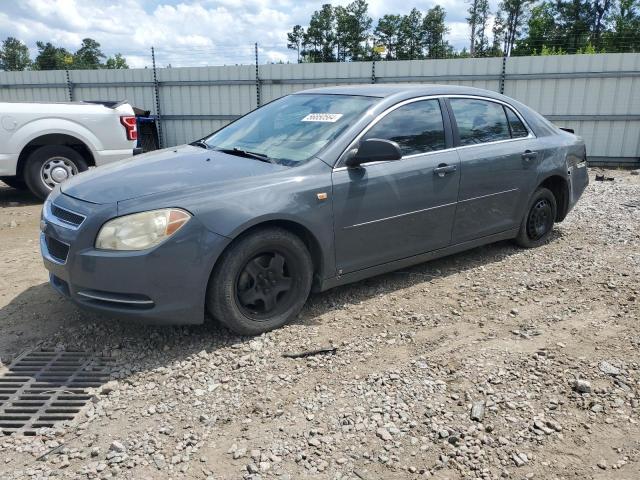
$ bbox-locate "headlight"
[95,208,191,251]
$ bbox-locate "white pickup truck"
[0,100,139,199]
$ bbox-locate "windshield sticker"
[302,113,343,123]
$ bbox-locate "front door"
[447,97,540,243]
[332,98,460,274]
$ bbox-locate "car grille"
[51,204,85,227]
[45,236,70,263]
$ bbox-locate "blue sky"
[0,0,500,68]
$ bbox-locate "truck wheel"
[515,187,557,248]
[0,176,28,190]
[24,145,88,200]
[207,227,313,335]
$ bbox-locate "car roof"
[294,83,505,100]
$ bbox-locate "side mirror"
[345,138,402,168]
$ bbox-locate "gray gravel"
[0,169,639,479]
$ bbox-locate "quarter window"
[362,99,446,156]
[505,107,528,138]
[450,98,511,146]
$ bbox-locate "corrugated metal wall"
[1,53,638,164]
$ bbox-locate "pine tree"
[0,37,31,71]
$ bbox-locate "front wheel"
[515,187,557,248]
[24,145,88,200]
[207,227,313,335]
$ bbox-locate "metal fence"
[1,53,638,166]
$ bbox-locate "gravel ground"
[0,169,639,480]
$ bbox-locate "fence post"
[499,55,507,94]
[371,60,376,84]
[65,69,73,101]
[255,42,261,107]
[151,46,164,149]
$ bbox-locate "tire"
[515,187,557,248]
[207,227,313,335]
[0,176,28,190]
[24,145,88,200]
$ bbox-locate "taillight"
[120,115,138,141]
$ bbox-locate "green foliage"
[287,25,305,62]
[423,6,452,59]
[467,0,491,56]
[2,37,129,71]
[373,14,403,59]
[515,0,637,55]
[72,38,106,69]
[34,41,72,70]
[105,53,129,69]
[0,37,31,71]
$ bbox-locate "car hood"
[61,145,287,204]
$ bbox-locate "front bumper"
[40,192,230,325]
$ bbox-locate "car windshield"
[203,94,379,165]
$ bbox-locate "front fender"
[117,160,337,281]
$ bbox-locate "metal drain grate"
[0,351,114,435]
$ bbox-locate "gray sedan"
[40,85,589,334]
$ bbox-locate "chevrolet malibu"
[40,85,589,335]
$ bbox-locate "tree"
[398,8,424,60]
[473,0,491,56]
[490,10,506,56]
[423,6,451,58]
[499,0,533,56]
[72,38,105,69]
[554,0,592,53]
[334,6,352,61]
[344,0,372,60]
[34,41,72,70]
[374,14,403,59]
[287,25,305,62]
[467,0,480,56]
[0,37,31,71]
[515,1,557,54]
[604,0,640,52]
[591,0,614,48]
[105,53,129,69]
[304,4,335,62]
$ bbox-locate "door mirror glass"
[345,138,402,167]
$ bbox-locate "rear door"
[331,98,460,274]
[447,97,540,244]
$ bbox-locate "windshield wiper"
[191,140,210,149]
[216,147,275,164]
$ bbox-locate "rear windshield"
[204,94,379,165]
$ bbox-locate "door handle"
[433,164,457,177]
[522,150,538,161]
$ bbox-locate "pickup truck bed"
[0,100,138,199]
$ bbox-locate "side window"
[362,99,446,156]
[449,98,511,146]
[505,106,529,138]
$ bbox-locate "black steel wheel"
[526,198,554,241]
[207,227,313,335]
[515,187,557,248]
[235,252,295,320]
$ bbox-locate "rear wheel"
[24,145,88,200]
[207,227,313,335]
[515,187,557,248]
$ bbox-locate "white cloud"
[0,0,501,68]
